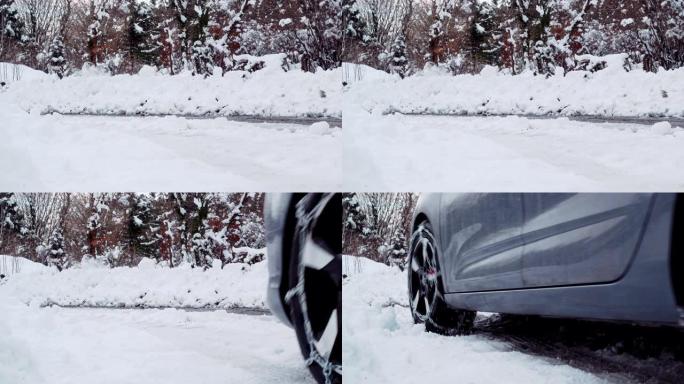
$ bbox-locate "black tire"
[408,220,475,335]
[287,194,342,384]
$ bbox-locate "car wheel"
[286,194,342,384]
[408,220,475,335]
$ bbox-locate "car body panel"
[413,193,682,326]
[521,193,653,287]
[264,193,293,327]
[440,194,525,292]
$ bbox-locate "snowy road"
[0,304,314,384]
[0,109,341,191]
[342,256,680,384]
[344,111,684,191]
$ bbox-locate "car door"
[521,193,654,287]
[440,193,525,292]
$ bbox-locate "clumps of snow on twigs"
[0,254,268,309]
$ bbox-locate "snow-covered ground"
[344,110,684,191]
[342,255,615,384]
[345,55,684,118]
[0,255,313,384]
[0,255,268,309]
[0,302,312,384]
[0,105,341,191]
[0,57,341,191]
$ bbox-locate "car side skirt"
[443,194,682,327]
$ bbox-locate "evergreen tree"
[170,0,211,71]
[389,35,409,78]
[48,36,67,78]
[0,193,24,255]
[466,0,498,71]
[386,228,407,270]
[191,39,214,77]
[128,193,157,260]
[0,193,22,232]
[0,0,24,60]
[47,228,66,271]
[172,193,211,267]
[86,2,105,65]
[191,232,213,269]
[342,193,366,233]
[128,0,160,68]
[341,0,365,40]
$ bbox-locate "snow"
[0,63,48,84]
[0,54,341,118]
[0,255,49,277]
[0,256,269,309]
[345,56,684,118]
[342,255,611,384]
[651,121,673,135]
[308,121,332,134]
[0,299,313,384]
[0,111,341,191]
[344,109,684,191]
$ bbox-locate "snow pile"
[1,54,341,118]
[0,62,48,85]
[651,121,674,135]
[0,256,269,309]
[0,255,49,278]
[344,111,684,191]
[343,255,611,384]
[346,57,684,118]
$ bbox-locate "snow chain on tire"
[285,194,342,384]
[409,221,475,336]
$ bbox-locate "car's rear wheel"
[287,194,342,384]
[408,220,475,335]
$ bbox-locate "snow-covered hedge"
[1,54,341,118]
[0,256,268,309]
[347,54,684,118]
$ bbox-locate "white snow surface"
[1,55,341,117]
[0,108,341,191]
[343,255,612,384]
[0,256,48,277]
[0,63,48,84]
[0,256,268,309]
[344,109,684,191]
[346,56,684,117]
[0,299,313,384]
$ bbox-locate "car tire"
[408,220,475,336]
[287,194,342,384]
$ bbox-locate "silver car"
[264,193,342,384]
[409,193,683,334]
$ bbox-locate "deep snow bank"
[346,55,684,118]
[0,256,268,309]
[0,62,48,84]
[1,54,341,117]
[342,255,610,384]
[0,255,48,277]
